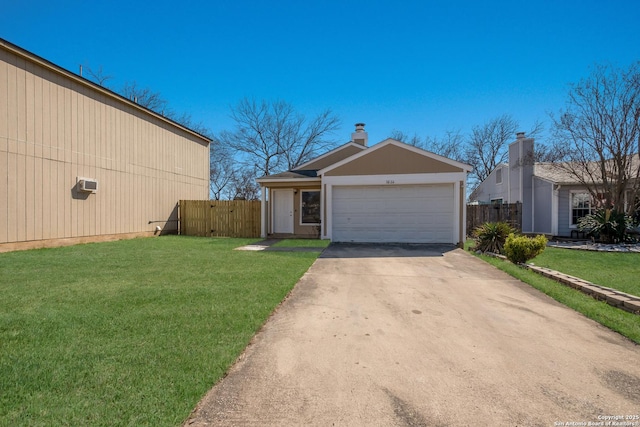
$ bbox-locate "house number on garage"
[386,180,395,184]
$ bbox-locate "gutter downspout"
[531,174,535,234]
[552,185,561,236]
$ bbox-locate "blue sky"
[2,0,639,146]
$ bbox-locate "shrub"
[471,221,515,254]
[578,209,634,243]
[503,233,547,264]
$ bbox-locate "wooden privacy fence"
[179,200,261,238]
[466,202,522,234]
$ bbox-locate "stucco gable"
[320,139,471,177]
[293,142,366,171]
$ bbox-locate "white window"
[495,168,502,184]
[300,190,320,225]
[570,191,594,227]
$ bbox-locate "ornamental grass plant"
[471,221,515,254]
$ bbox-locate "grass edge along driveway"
[0,236,321,427]
[531,246,640,297]
[466,244,640,345]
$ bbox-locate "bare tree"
[209,138,236,200]
[282,109,341,169]
[168,111,212,138]
[389,130,422,146]
[551,61,640,214]
[424,130,466,163]
[83,65,112,87]
[389,129,465,162]
[533,143,567,163]
[218,98,341,176]
[229,167,260,200]
[465,115,543,187]
[122,81,169,113]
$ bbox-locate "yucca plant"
[471,221,516,254]
[578,209,633,243]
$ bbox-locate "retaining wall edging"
[524,264,640,315]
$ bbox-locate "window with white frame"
[570,192,593,227]
[300,190,320,225]
[495,168,502,184]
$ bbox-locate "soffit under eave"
[256,178,321,188]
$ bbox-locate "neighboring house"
[0,38,210,250]
[469,132,638,237]
[257,124,472,245]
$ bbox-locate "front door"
[273,189,294,234]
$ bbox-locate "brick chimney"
[351,123,368,146]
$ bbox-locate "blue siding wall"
[557,188,571,236]
[533,178,553,234]
[472,166,508,203]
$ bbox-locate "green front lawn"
[531,247,640,296]
[0,236,320,426]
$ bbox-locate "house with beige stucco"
[257,124,472,245]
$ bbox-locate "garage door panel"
[332,184,455,243]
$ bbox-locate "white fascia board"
[533,175,556,185]
[322,172,468,186]
[292,142,366,171]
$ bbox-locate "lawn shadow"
[320,243,458,259]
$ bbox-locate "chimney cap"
[351,123,368,146]
[516,132,526,139]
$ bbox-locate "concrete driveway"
[185,244,640,426]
